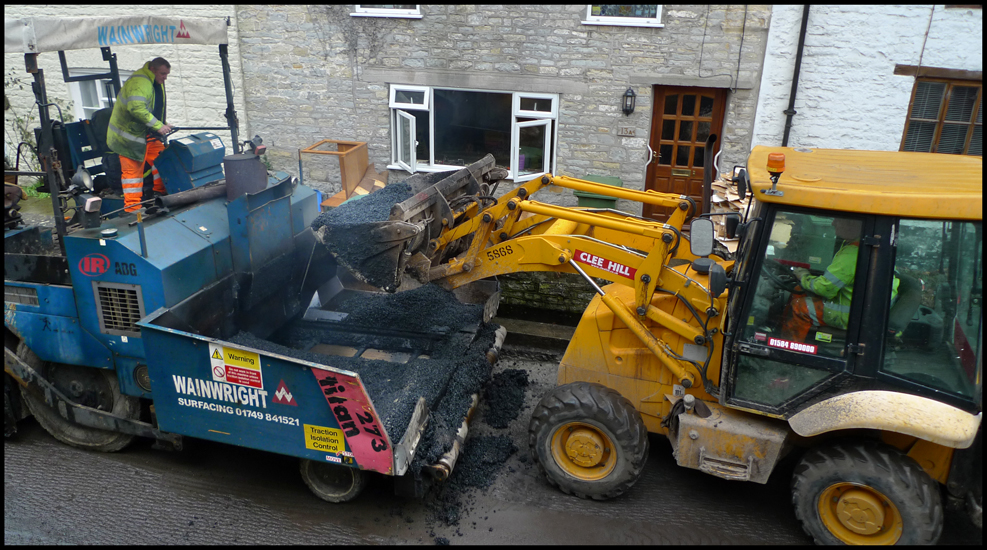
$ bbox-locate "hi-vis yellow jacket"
[106,61,166,162]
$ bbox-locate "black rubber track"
[528,381,649,500]
[791,440,943,545]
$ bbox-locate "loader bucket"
[313,155,501,291]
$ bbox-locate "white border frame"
[513,92,558,119]
[389,84,430,110]
[395,110,418,173]
[582,5,664,28]
[351,5,423,19]
[512,119,552,181]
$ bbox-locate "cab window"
[882,219,982,402]
[732,211,863,406]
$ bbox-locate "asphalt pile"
[481,369,529,429]
[228,283,500,472]
[310,182,415,290]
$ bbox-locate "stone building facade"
[234,5,772,211]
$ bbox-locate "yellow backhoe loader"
[316,145,982,545]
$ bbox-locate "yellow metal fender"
[788,390,982,449]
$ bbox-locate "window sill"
[580,20,664,28]
[350,13,423,19]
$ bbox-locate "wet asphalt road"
[4,344,982,545]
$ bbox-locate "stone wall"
[234,5,772,212]
[751,5,983,150]
[4,6,247,168]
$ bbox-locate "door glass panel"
[733,211,863,406]
[658,144,673,165]
[693,146,705,168]
[696,121,711,142]
[675,145,690,166]
[682,95,696,117]
[882,219,982,400]
[699,96,714,117]
[661,119,676,140]
[739,211,862,359]
[735,355,831,406]
[664,94,678,115]
[678,120,694,142]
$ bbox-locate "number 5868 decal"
[486,244,514,261]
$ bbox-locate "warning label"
[304,424,344,453]
[209,344,264,389]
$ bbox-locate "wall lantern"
[622,87,636,116]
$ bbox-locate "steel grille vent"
[93,281,145,337]
[5,285,40,306]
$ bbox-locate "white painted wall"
[752,5,982,151]
[4,5,247,167]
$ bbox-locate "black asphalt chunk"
[481,369,529,429]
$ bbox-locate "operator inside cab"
[106,57,173,213]
[778,217,900,343]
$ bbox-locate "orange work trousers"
[780,294,826,341]
[121,137,165,212]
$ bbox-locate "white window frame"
[512,119,552,182]
[514,92,558,119]
[66,68,131,121]
[351,5,423,19]
[582,5,664,28]
[387,85,560,180]
[389,84,430,110]
[395,110,418,173]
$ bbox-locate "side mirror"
[690,218,715,258]
[709,263,727,298]
[733,167,749,201]
[725,214,740,239]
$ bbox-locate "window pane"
[967,126,982,156]
[664,94,678,115]
[696,121,711,142]
[682,95,697,117]
[591,5,658,18]
[658,144,672,165]
[937,123,968,154]
[517,123,548,176]
[433,89,512,166]
[519,97,552,112]
[661,119,676,140]
[412,110,429,160]
[699,96,714,117]
[693,146,705,168]
[80,81,100,110]
[734,355,831,406]
[741,212,861,359]
[946,86,979,122]
[675,145,690,166]
[678,120,694,142]
[903,121,937,152]
[910,81,946,120]
[395,89,425,105]
[399,116,413,165]
[359,4,416,9]
[883,219,981,400]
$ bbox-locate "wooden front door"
[644,86,727,221]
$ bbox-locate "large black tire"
[300,459,367,503]
[16,341,138,453]
[791,441,943,545]
[528,382,649,500]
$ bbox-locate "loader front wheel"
[791,441,943,545]
[529,382,648,500]
[300,459,366,503]
[17,342,138,452]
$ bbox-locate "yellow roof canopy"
[746,146,983,220]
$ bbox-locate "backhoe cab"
[319,146,981,544]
